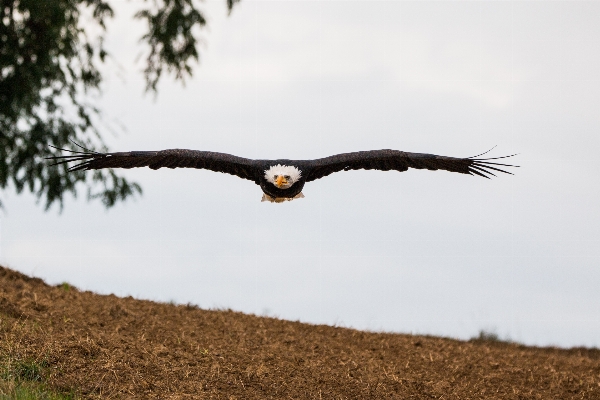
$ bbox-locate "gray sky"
[2,0,599,347]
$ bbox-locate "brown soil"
[1,265,599,399]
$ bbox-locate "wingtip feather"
[469,168,491,179]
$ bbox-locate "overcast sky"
[2,0,599,348]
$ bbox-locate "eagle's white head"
[264,164,302,189]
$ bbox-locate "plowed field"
[1,265,599,399]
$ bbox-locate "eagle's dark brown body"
[48,147,516,200]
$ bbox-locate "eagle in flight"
[49,144,517,203]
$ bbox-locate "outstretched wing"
[48,147,261,182]
[305,149,517,182]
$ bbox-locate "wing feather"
[305,149,517,182]
[47,148,260,182]
[48,146,517,185]
[468,168,491,179]
[470,165,495,178]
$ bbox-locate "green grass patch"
[0,381,76,400]
[58,283,71,292]
[0,357,77,399]
[1,359,47,382]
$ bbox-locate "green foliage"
[0,0,240,211]
[136,0,206,92]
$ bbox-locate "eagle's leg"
[261,192,305,203]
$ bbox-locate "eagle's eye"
[284,175,290,180]
[273,175,278,179]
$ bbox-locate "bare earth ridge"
[1,265,599,399]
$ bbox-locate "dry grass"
[1,265,599,399]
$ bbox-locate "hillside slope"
[1,265,598,399]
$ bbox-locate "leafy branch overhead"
[0,0,239,210]
[136,0,205,92]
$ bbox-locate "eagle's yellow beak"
[276,175,287,188]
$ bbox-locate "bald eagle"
[48,145,516,202]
